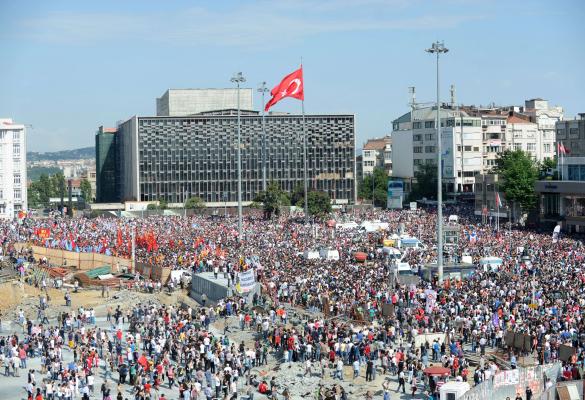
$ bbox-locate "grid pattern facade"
[130,114,355,204]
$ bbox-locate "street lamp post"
[426,41,449,284]
[231,72,246,241]
[258,82,269,192]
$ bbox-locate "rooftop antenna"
[409,87,416,124]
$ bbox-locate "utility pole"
[258,82,269,192]
[230,72,246,241]
[426,41,449,284]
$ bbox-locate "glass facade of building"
[115,113,356,205]
[95,128,118,203]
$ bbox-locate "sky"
[1,0,584,152]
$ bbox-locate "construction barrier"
[16,243,170,283]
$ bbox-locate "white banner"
[424,289,437,314]
[238,270,256,293]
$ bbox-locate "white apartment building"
[0,118,27,219]
[362,136,392,176]
[524,98,563,160]
[391,106,483,193]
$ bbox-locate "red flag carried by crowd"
[264,66,304,111]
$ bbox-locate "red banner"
[37,228,51,239]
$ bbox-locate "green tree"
[28,173,56,208]
[539,157,557,179]
[185,196,205,209]
[158,199,168,210]
[358,167,389,207]
[290,183,305,206]
[302,191,332,217]
[494,150,539,212]
[80,178,93,203]
[255,181,291,219]
[51,172,66,206]
[410,162,438,201]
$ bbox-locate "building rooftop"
[363,137,390,150]
[507,114,533,124]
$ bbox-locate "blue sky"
[1,0,584,152]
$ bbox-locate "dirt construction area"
[0,281,198,324]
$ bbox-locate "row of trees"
[254,182,332,219]
[28,172,93,209]
[356,150,549,215]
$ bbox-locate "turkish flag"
[264,66,304,111]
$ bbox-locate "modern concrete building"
[110,112,356,206]
[156,89,254,117]
[536,114,585,232]
[362,136,392,176]
[0,118,27,218]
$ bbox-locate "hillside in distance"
[27,146,94,162]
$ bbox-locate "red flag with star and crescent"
[264,66,304,111]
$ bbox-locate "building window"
[567,165,585,181]
[425,146,435,153]
[13,144,20,155]
[413,134,422,141]
[413,146,423,153]
[413,122,422,129]
[527,143,536,152]
[570,128,579,138]
[413,159,422,165]
[513,143,522,151]
[544,143,551,153]
[425,121,434,129]
[13,174,20,185]
[426,159,434,165]
[363,150,371,157]
[13,131,20,140]
[464,146,472,151]
[14,189,21,200]
[425,133,434,141]
[473,147,479,152]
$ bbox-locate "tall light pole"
[231,72,246,241]
[258,82,269,192]
[426,41,449,284]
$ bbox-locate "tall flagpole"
[496,191,500,231]
[302,95,309,225]
[258,82,269,192]
[561,141,564,180]
[301,61,309,225]
[557,142,560,180]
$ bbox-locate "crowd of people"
[0,204,584,399]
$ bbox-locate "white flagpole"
[557,142,560,180]
[300,60,309,225]
[496,193,500,231]
[561,141,565,180]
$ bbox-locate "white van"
[398,237,426,251]
[319,248,340,261]
[396,262,415,276]
[479,256,503,272]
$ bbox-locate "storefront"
[535,181,585,233]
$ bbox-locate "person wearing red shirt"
[258,381,269,394]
